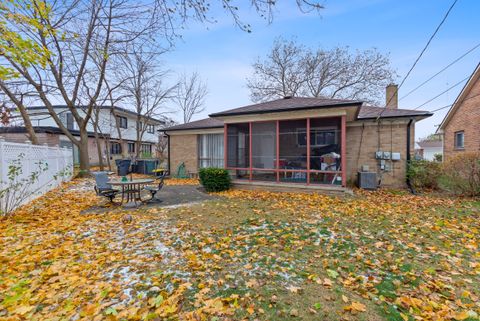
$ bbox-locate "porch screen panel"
[198,134,224,168]
[227,123,249,168]
[251,122,276,169]
[279,119,307,169]
[309,117,342,185]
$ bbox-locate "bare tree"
[0,0,159,173]
[247,38,396,104]
[156,118,176,164]
[247,39,307,102]
[0,81,41,144]
[1,1,323,172]
[117,46,176,157]
[175,72,208,124]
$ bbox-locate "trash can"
[144,160,158,175]
[135,160,144,174]
[115,159,131,176]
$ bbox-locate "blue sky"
[163,0,480,139]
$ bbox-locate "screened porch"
[225,116,346,186]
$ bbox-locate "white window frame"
[454,131,464,149]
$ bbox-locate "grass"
[0,181,479,320]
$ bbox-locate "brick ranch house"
[437,63,480,160]
[163,87,432,191]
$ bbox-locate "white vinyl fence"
[0,138,73,214]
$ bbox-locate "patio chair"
[143,171,166,201]
[93,171,119,202]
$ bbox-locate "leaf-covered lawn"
[0,179,479,321]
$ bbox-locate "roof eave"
[357,113,433,121]
[161,125,224,132]
[209,101,363,118]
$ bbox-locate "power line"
[427,92,480,113]
[414,75,470,110]
[400,42,480,101]
[376,0,459,121]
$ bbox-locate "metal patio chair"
[93,171,119,202]
[143,171,166,202]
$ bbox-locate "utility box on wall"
[357,172,377,190]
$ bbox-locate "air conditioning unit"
[357,172,377,190]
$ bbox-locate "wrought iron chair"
[93,172,119,202]
[143,171,166,202]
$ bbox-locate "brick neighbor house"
[437,63,480,160]
[163,86,432,191]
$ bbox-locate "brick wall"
[169,134,198,175]
[346,120,414,188]
[169,121,414,188]
[443,77,480,160]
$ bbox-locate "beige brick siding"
[346,120,414,188]
[169,134,198,175]
[169,119,414,188]
[443,77,480,160]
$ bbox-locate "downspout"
[406,119,416,194]
[166,132,171,177]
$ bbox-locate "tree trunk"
[93,126,104,171]
[77,132,90,176]
[22,114,40,145]
[105,136,112,171]
[95,136,104,171]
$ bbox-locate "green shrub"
[439,152,480,197]
[199,168,231,192]
[407,160,442,190]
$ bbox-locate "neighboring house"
[437,63,480,160]
[0,106,165,165]
[163,86,432,190]
[416,139,443,161]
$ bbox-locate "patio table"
[109,178,154,205]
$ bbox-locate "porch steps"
[232,180,352,197]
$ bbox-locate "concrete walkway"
[147,185,217,207]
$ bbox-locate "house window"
[141,143,152,156]
[110,142,122,155]
[297,128,338,147]
[127,142,135,154]
[117,116,128,129]
[60,112,75,130]
[147,124,155,134]
[198,134,224,168]
[454,131,464,149]
[66,112,74,130]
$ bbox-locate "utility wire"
[376,0,459,121]
[400,42,480,101]
[414,75,470,110]
[427,92,480,113]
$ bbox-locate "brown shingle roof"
[162,118,224,131]
[163,98,433,132]
[357,105,432,119]
[209,97,362,117]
